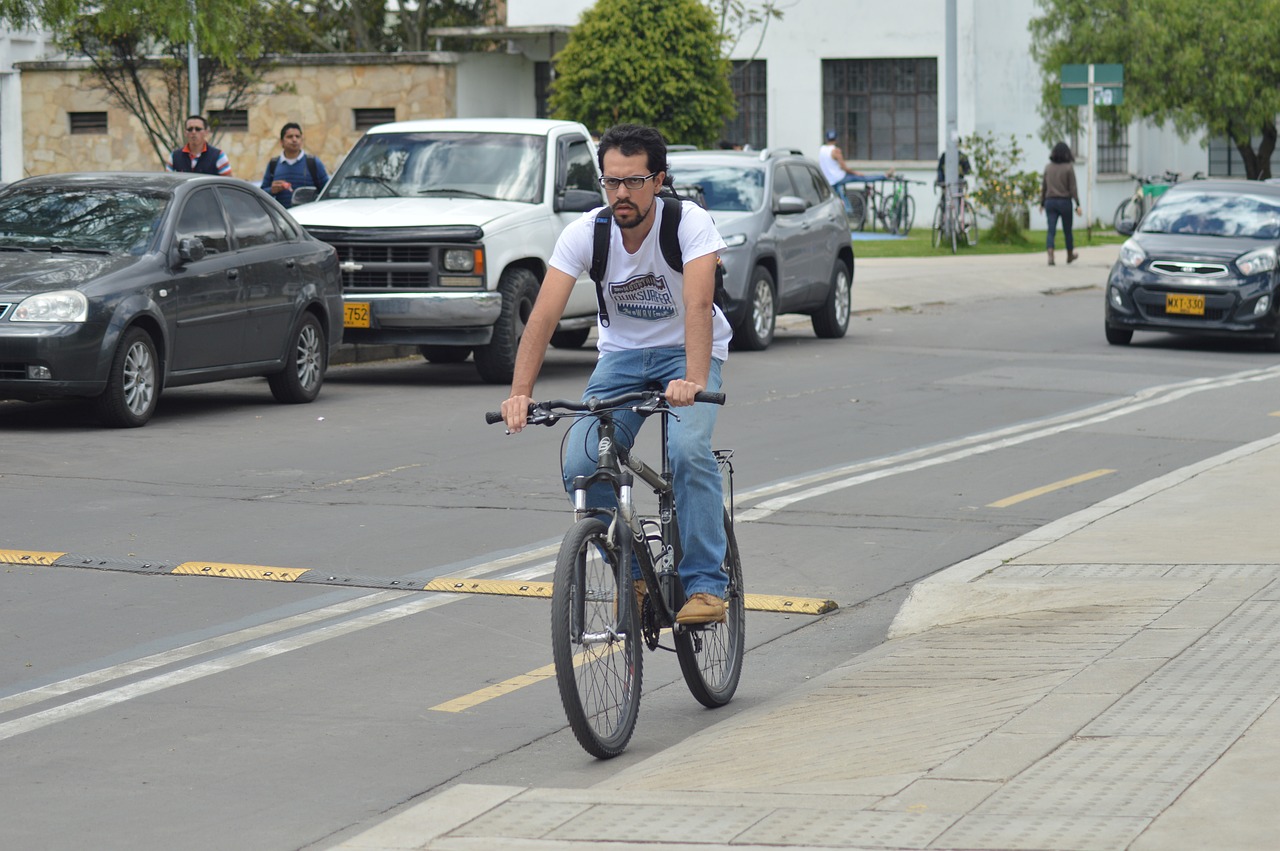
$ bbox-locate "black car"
[1106,180,1280,350]
[0,173,343,426]
[667,149,853,350]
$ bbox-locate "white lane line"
[0,594,463,742]
[739,364,1280,522]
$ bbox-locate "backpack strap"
[657,195,684,272]
[589,207,614,328]
[268,156,279,183]
[305,154,320,187]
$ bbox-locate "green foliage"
[549,0,736,148]
[960,131,1042,244]
[1029,0,1280,178]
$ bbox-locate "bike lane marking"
[986,468,1115,508]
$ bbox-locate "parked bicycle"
[486,389,745,759]
[931,180,978,253]
[1112,170,1204,229]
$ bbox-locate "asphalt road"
[4,285,1280,850]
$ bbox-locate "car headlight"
[1118,239,1146,269]
[1236,247,1277,276]
[722,233,748,248]
[10,290,89,322]
[443,249,477,273]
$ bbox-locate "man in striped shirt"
[168,115,232,176]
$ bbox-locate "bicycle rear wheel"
[896,195,916,236]
[950,202,959,254]
[931,202,944,248]
[675,510,745,708]
[551,516,642,759]
[846,190,867,231]
[964,201,979,246]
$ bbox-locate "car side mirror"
[555,188,604,213]
[776,195,807,214]
[291,186,318,206]
[176,237,206,264]
[1115,219,1136,236]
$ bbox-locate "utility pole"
[187,0,199,117]
[944,0,957,189]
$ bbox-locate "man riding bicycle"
[499,123,732,625]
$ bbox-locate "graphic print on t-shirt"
[609,272,679,321]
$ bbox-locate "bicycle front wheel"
[846,190,867,231]
[931,202,945,248]
[964,201,979,246]
[675,510,745,708]
[896,195,916,236]
[551,516,642,759]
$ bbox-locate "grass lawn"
[851,226,1127,259]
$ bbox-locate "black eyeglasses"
[599,173,658,191]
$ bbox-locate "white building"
[508,0,1257,228]
[0,25,52,183]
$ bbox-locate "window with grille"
[69,112,108,134]
[354,108,397,132]
[822,58,937,161]
[209,109,248,132]
[1096,116,1128,174]
[1209,134,1278,177]
[721,60,767,151]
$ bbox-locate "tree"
[1029,0,1280,179]
[280,0,494,54]
[548,0,736,148]
[960,132,1042,244]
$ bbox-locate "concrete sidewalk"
[332,244,1280,850]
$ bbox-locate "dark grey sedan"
[1107,180,1280,350]
[0,173,343,426]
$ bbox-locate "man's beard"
[613,198,653,229]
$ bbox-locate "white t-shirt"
[819,143,844,185]
[550,199,732,361]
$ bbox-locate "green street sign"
[1094,86,1123,106]
[1060,63,1124,106]
[1061,87,1088,106]
[1093,64,1124,85]
[1061,64,1089,85]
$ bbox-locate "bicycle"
[880,176,926,236]
[485,389,745,758]
[1112,170,1203,230]
[931,180,978,253]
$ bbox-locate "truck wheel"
[474,267,539,384]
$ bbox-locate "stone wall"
[16,53,460,180]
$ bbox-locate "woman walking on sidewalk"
[1040,141,1082,266]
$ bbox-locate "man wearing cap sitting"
[818,129,892,215]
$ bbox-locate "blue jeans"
[830,174,889,214]
[561,348,727,598]
[1045,197,1074,251]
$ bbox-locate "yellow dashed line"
[0,550,64,566]
[987,469,1115,508]
[430,661,558,712]
[171,562,310,581]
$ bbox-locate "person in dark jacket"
[168,115,232,176]
[260,122,329,208]
[1040,141,1081,265]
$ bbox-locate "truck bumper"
[341,291,501,346]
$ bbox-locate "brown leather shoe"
[1067,251,1079,264]
[676,592,727,625]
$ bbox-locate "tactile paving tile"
[545,803,764,843]
[448,800,589,838]
[739,808,957,848]
[934,813,1150,851]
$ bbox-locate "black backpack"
[588,191,727,328]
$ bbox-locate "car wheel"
[812,258,852,339]
[95,326,159,428]
[419,345,471,363]
[733,266,776,351]
[550,327,591,349]
[268,312,326,403]
[474,267,539,384]
[1105,324,1133,346]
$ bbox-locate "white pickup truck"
[290,118,605,382]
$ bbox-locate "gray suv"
[667,149,853,350]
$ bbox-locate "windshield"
[324,131,546,203]
[0,186,168,253]
[666,163,765,212]
[1140,191,1280,239]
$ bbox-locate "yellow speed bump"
[0,550,65,566]
[423,578,553,598]
[172,562,310,582]
[423,577,836,615]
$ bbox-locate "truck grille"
[329,242,435,289]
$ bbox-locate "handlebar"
[485,389,726,426]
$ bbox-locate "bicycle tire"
[897,195,916,236]
[964,201,979,246]
[551,516,643,759]
[931,202,945,248]
[675,510,745,708]
[846,190,867,231]
[950,201,959,254]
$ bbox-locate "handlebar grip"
[485,411,504,425]
[695,391,726,405]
